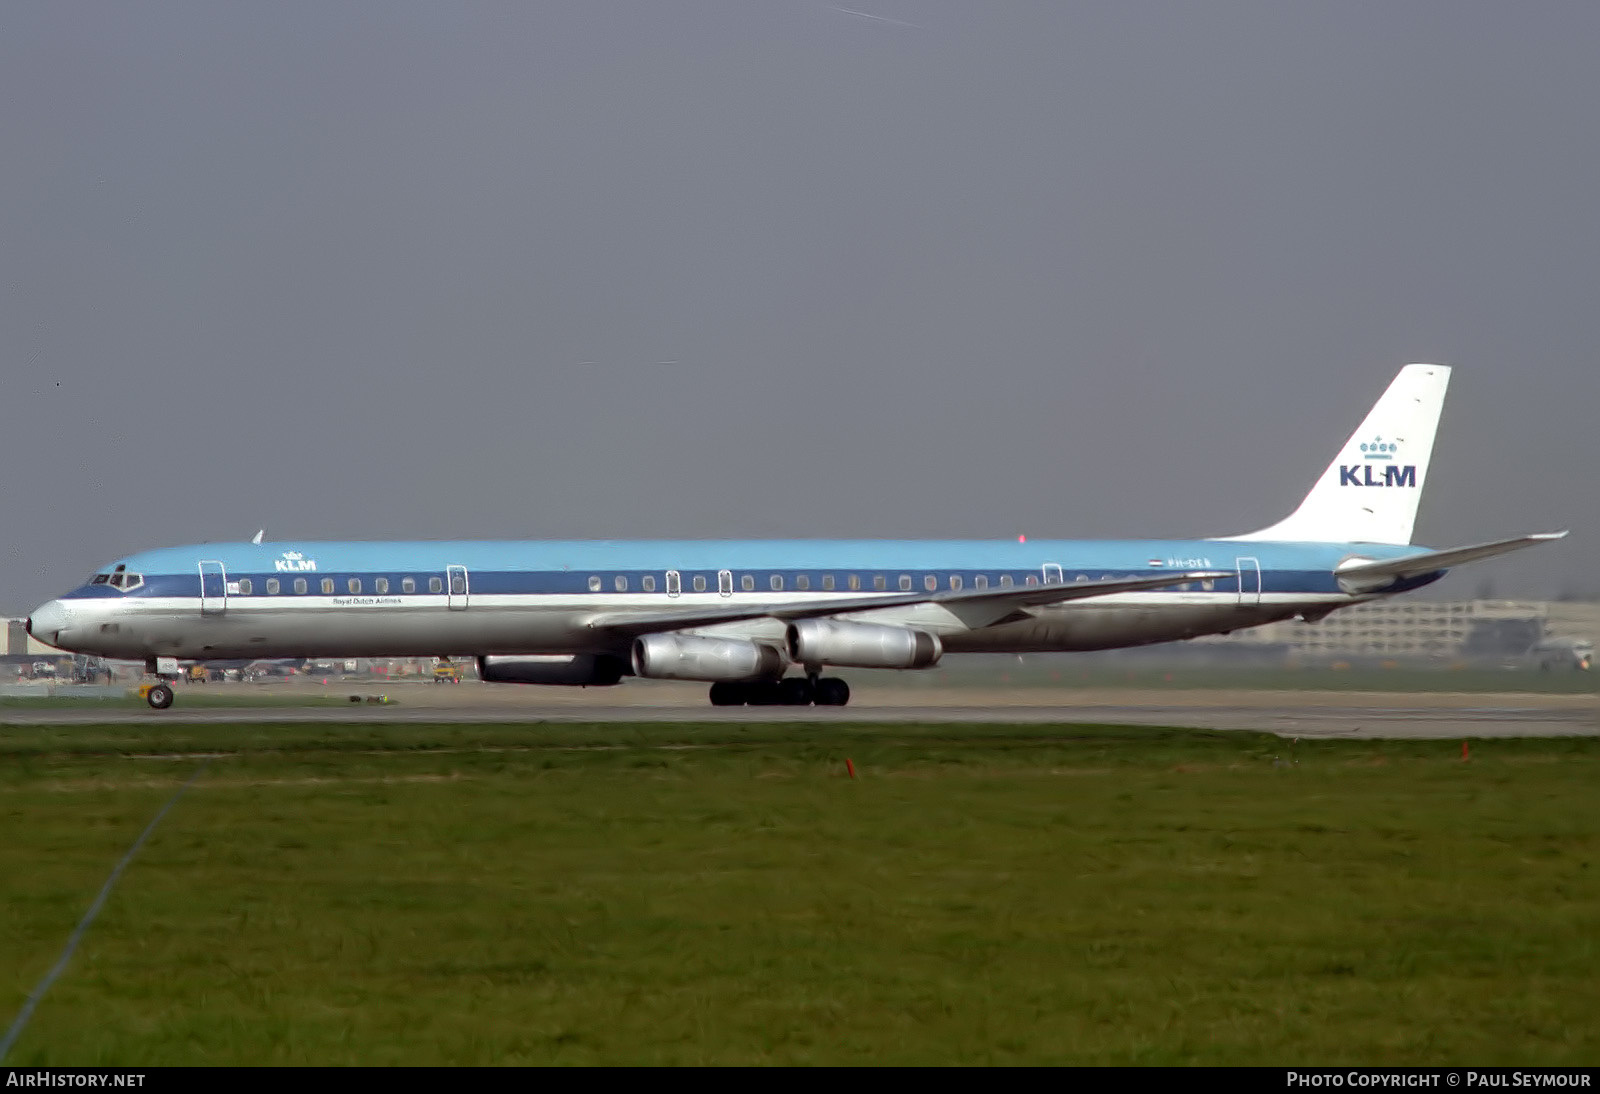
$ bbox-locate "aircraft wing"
[581,569,1232,637]
[1334,531,1569,592]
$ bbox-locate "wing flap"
[582,569,1231,637]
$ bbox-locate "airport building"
[1197,599,1597,663]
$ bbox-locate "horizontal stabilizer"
[1334,532,1569,592]
[583,569,1231,637]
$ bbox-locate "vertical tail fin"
[1226,364,1450,545]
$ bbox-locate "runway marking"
[0,760,210,1063]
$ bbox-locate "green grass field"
[881,661,1600,694]
[0,692,356,710]
[2,721,1596,1065]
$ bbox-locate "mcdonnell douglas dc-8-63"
[26,365,1567,709]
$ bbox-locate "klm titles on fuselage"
[274,552,317,572]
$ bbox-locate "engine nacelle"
[477,654,626,686]
[631,634,785,682]
[785,620,942,669]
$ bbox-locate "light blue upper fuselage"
[61,537,1438,600]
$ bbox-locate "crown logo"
[1359,436,1397,461]
[282,550,304,560]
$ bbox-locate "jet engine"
[631,634,785,682]
[477,654,626,686]
[785,620,942,669]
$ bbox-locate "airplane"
[25,364,1568,710]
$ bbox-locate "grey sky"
[3,2,1595,613]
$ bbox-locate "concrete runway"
[2,682,1594,738]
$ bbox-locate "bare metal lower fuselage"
[42,592,1335,664]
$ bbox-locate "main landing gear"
[708,676,850,707]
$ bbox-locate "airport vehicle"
[26,365,1567,709]
[1532,638,1594,671]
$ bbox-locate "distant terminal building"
[1196,600,1596,664]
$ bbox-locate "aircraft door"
[199,560,228,615]
[1042,563,1063,585]
[1235,556,1262,605]
[718,570,733,597]
[447,565,469,610]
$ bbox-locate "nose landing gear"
[141,657,179,710]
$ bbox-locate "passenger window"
[642,575,657,592]
[1201,579,1215,591]
[375,577,389,594]
[924,575,937,591]
[899,575,912,591]
[588,576,602,592]
[771,575,784,591]
[321,578,335,594]
[666,571,680,596]
[238,578,253,595]
[1025,575,1038,587]
[1077,574,1088,582]
[975,575,988,590]
[873,574,886,590]
[348,578,361,594]
[614,575,628,592]
[692,574,707,592]
[795,575,810,591]
[429,576,443,594]
[950,575,962,590]
[402,577,416,593]
[741,574,754,591]
[267,578,280,595]
[821,575,835,591]
[1000,574,1013,587]
[848,574,860,591]
[294,577,308,594]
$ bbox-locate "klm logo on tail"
[1340,437,1416,488]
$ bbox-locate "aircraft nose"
[27,600,71,646]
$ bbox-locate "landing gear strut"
[707,677,850,707]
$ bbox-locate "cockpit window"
[105,572,144,591]
[91,574,110,585]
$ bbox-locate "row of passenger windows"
[222,572,1220,596]
[581,572,1219,593]
[236,576,462,596]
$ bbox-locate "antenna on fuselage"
[251,529,264,545]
